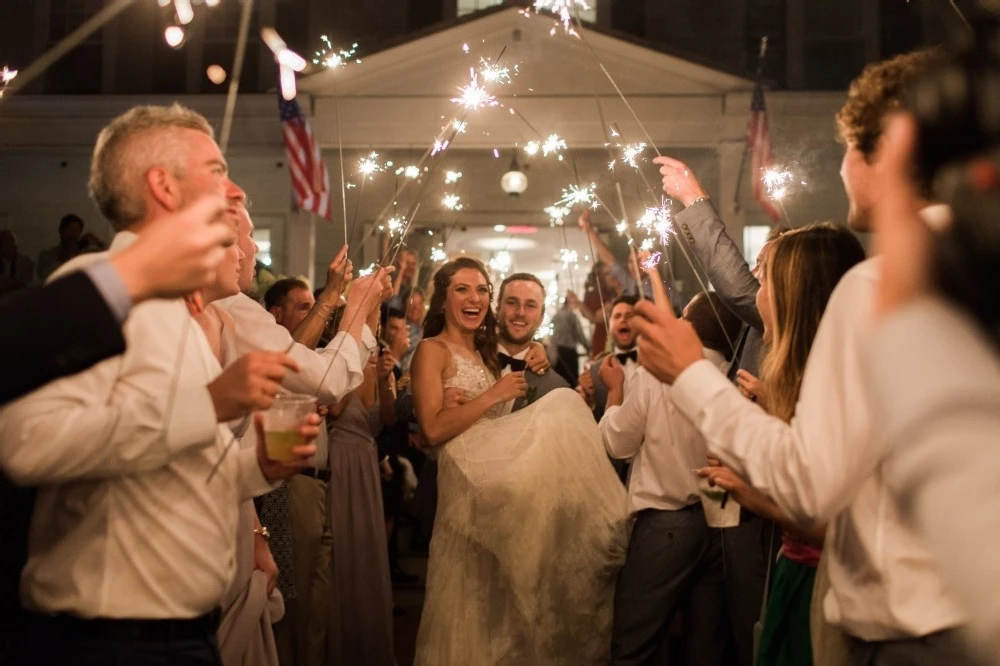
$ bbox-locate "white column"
[286,212,316,287]
[718,139,748,254]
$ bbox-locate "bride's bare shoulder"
[412,337,450,366]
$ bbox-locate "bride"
[410,257,630,665]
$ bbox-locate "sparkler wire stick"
[4,0,137,96]
[948,0,972,31]
[607,121,737,356]
[335,78,349,247]
[219,0,255,154]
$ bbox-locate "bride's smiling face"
[444,267,491,334]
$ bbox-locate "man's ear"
[146,166,181,212]
[268,306,282,323]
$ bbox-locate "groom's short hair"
[498,272,547,315]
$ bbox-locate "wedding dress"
[414,341,630,665]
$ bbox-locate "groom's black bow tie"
[616,350,638,365]
[499,353,527,372]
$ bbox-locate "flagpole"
[732,37,769,213]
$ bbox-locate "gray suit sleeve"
[675,200,763,331]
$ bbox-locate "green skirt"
[757,555,816,666]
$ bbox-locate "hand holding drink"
[262,393,318,462]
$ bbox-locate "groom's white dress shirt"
[214,293,377,470]
[670,256,965,641]
[599,349,727,513]
[0,231,275,620]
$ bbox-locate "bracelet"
[253,526,270,541]
[688,196,710,207]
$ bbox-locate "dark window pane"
[44,43,102,93]
[151,41,188,94]
[803,39,866,90]
[803,1,862,38]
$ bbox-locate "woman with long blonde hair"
[700,222,865,666]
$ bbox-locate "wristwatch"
[253,525,270,542]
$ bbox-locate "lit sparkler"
[763,166,803,202]
[432,138,450,155]
[444,170,463,184]
[641,252,662,271]
[396,165,421,179]
[1,66,18,98]
[489,251,513,275]
[525,134,568,160]
[442,194,463,211]
[640,238,655,252]
[451,68,498,111]
[621,141,647,169]
[262,28,307,101]
[636,204,674,245]
[379,216,405,237]
[557,183,599,210]
[545,204,572,226]
[560,248,580,269]
[357,151,384,178]
[313,37,361,69]
[479,57,514,85]
[616,220,628,235]
[452,120,467,133]
[431,245,448,262]
[533,0,591,35]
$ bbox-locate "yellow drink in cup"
[262,393,317,462]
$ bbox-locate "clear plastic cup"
[262,393,317,462]
[699,479,741,528]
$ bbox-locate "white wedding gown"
[415,342,630,665]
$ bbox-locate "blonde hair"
[89,104,214,230]
[759,223,866,422]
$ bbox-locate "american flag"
[278,94,331,219]
[746,77,781,223]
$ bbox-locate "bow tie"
[616,350,638,365]
[499,353,527,372]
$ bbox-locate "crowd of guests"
[1,26,999,666]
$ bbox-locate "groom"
[496,272,569,411]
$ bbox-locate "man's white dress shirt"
[600,349,727,513]
[670,257,965,640]
[0,232,275,620]
[871,297,1000,658]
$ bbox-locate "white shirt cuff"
[671,358,735,424]
[360,324,378,358]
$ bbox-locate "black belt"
[298,467,330,482]
[23,608,220,642]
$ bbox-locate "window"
[742,225,771,267]
[254,228,273,267]
[46,0,104,93]
[458,0,596,22]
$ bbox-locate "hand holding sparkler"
[207,352,301,422]
[324,244,353,295]
[653,156,710,207]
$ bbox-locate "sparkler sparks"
[0,66,18,98]
[357,151,384,178]
[358,262,377,277]
[560,248,580,269]
[431,246,448,262]
[442,194,463,211]
[451,68,498,111]
[533,0,591,35]
[640,238,655,252]
[621,142,647,169]
[432,139,450,155]
[313,37,361,69]
[452,120,467,133]
[636,205,674,245]
[616,220,628,235]
[763,166,803,202]
[479,58,515,85]
[489,251,513,275]
[525,134,568,160]
[379,216,405,237]
[556,183,598,210]
[396,165,422,179]
[444,170,463,184]
[545,204,572,226]
[641,252,662,271]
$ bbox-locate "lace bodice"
[440,341,505,420]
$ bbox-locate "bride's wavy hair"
[423,257,501,378]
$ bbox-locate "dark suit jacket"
[675,199,764,376]
[512,366,569,412]
[1,271,125,406]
